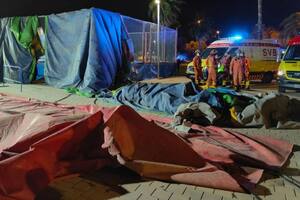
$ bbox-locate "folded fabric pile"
[0,95,293,199]
[236,93,300,129]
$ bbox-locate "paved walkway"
[1,80,300,200]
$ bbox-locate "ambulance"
[200,38,281,83]
[278,36,300,92]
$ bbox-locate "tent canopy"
[0,8,178,94]
[45,8,132,94]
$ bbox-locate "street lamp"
[155,0,161,78]
[216,30,220,39]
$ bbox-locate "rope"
[53,93,73,104]
[93,98,98,105]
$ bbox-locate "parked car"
[278,36,300,92]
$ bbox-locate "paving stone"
[139,186,158,197]
[184,190,204,200]
[168,193,190,200]
[284,189,298,200]
[293,188,300,198]
[149,181,170,190]
[151,188,173,200]
[138,194,159,200]
[152,186,203,200]
[122,183,143,192]
[262,177,285,187]
[232,192,254,200]
[111,191,142,200]
[181,185,201,196]
[201,192,223,200]
[194,186,215,194]
[165,184,187,195]
[126,182,160,197]
[264,193,285,200]
[213,189,234,199]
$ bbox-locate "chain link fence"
[122,16,177,64]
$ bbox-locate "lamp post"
[216,30,220,39]
[155,0,161,78]
[257,0,263,39]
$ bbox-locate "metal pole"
[258,0,263,39]
[163,27,166,62]
[156,0,161,78]
[142,22,145,63]
[174,28,178,63]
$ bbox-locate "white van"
[199,38,281,83]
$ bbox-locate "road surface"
[245,81,300,99]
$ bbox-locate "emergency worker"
[219,53,232,86]
[206,50,218,88]
[193,50,202,84]
[230,52,244,91]
[241,52,251,89]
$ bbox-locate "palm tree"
[148,0,184,27]
[280,12,300,45]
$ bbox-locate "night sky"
[1,0,300,37]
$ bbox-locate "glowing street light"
[155,0,161,78]
[197,19,202,24]
[216,30,220,39]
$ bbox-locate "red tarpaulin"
[0,94,293,200]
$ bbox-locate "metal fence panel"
[122,16,177,64]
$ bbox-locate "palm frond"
[148,0,184,27]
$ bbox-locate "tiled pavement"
[1,83,300,200]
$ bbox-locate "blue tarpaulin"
[45,8,131,94]
[0,18,34,84]
[100,82,233,115]
[0,19,6,82]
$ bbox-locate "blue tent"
[0,8,132,94]
[0,8,177,94]
[45,8,132,94]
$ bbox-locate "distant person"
[241,52,251,89]
[193,50,203,85]
[206,50,218,88]
[230,52,244,91]
[219,53,232,86]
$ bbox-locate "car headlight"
[277,70,284,76]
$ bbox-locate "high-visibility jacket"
[230,57,244,86]
[218,64,225,73]
[193,55,201,69]
[244,57,251,74]
[206,55,217,68]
